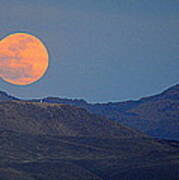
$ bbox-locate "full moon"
[0,33,49,85]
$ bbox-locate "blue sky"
[0,0,179,102]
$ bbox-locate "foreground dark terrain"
[0,99,179,179]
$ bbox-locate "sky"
[0,0,179,103]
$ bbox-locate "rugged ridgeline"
[31,84,178,140]
[0,100,179,179]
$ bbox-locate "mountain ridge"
[0,84,179,140]
[0,87,179,179]
[0,100,143,138]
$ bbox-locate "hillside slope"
[1,84,178,140]
[0,101,141,138]
[39,84,179,140]
[0,100,179,179]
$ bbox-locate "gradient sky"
[0,0,179,102]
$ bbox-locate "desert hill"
[0,99,178,179]
[36,84,179,140]
[0,101,141,138]
[1,84,178,140]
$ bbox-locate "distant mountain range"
[0,84,179,141]
[0,97,179,179]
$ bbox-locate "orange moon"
[0,33,49,85]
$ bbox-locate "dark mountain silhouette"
[0,100,179,179]
[31,84,179,140]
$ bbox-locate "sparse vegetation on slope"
[0,101,142,138]
[0,100,178,179]
[38,84,179,140]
